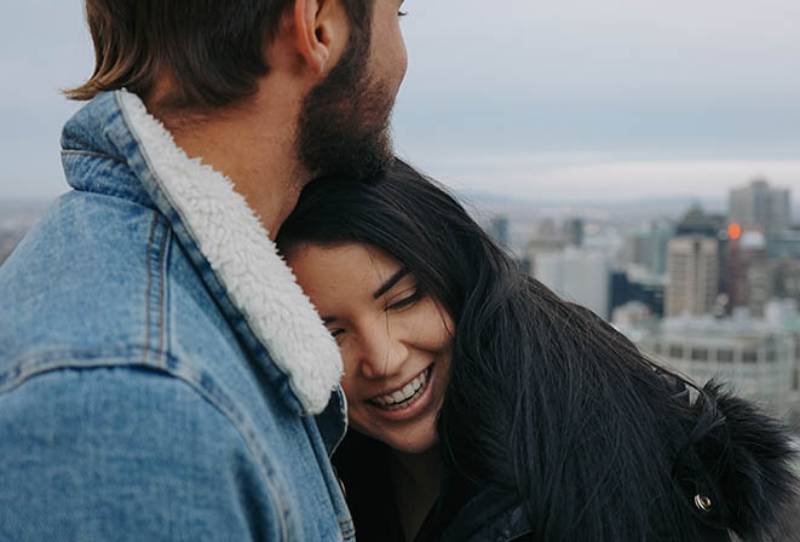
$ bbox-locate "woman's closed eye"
[325,289,423,343]
[386,289,423,311]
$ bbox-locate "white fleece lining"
[118,90,343,415]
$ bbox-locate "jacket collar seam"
[114,89,343,415]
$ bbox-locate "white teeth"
[373,367,429,407]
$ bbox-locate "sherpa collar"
[117,90,343,415]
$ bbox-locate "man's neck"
[150,89,309,239]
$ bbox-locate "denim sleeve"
[0,366,282,541]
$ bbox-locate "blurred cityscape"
[2,180,800,429]
[474,178,800,428]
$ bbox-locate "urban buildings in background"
[622,300,800,417]
[730,178,792,236]
[483,178,800,424]
[664,235,719,317]
[4,180,800,423]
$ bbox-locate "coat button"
[694,494,713,512]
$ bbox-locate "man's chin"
[307,131,393,183]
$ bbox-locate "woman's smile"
[367,363,432,410]
[287,242,453,454]
[364,362,437,426]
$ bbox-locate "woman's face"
[287,243,452,454]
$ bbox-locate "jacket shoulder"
[0,365,286,541]
[1,191,163,350]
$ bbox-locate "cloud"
[0,1,797,202]
[399,0,800,103]
[398,151,800,204]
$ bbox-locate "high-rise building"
[771,259,800,307]
[623,219,674,276]
[525,221,567,277]
[534,247,610,318]
[610,270,665,317]
[729,178,792,235]
[725,230,771,316]
[665,236,719,317]
[675,205,726,238]
[563,218,584,248]
[768,229,800,260]
[488,214,510,248]
[619,301,800,417]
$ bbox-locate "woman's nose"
[357,321,409,380]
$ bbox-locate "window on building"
[669,345,684,359]
[742,349,758,363]
[716,349,734,363]
[766,349,777,363]
[691,348,709,361]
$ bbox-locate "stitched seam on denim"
[143,213,158,365]
[115,91,340,416]
[0,346,166,394]
[67,184,155,208]
[61,150,126,163]
[0,351,290,539]
[158,223,172,365]
[150,215,170,368]
[302,415,353,537]
[111,94,305,415]
[156,361,291,541]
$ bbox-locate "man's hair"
[66,0,373,112]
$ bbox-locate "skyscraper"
[534,247,611,319]
[563,217,584,248]
[488,214,510,248]
[725,230,771,316]
[665,236,719,317]
[624,219,674,276]
[729,178,792,235]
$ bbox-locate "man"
[0,0,407,539]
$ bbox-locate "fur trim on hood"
[674,381,799,541]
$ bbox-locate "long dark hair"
[277,159,797,541]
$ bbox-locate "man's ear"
[292,0,348,76]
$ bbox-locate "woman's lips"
[365,364,436,422]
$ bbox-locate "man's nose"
[357,320,409,380]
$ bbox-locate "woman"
[277,159,798,541]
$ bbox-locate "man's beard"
[297,34,396,182]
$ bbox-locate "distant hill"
[0,199,51,227]
[458,190,730,224]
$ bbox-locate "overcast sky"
[1,0,798,205]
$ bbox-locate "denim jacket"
[0,91,354,541]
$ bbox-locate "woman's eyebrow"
[372,268,410,300]
[319,268,410,323]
